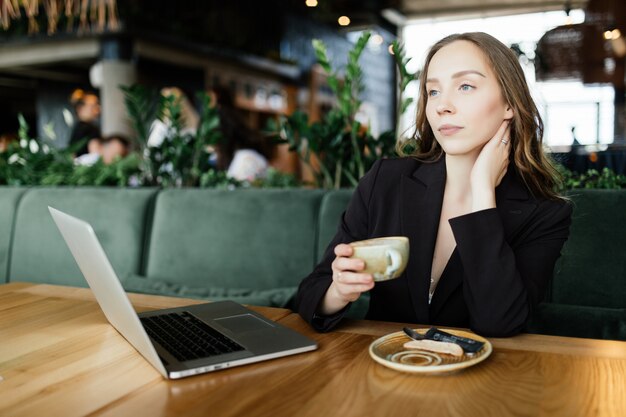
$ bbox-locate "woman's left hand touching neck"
[470,120,511,212]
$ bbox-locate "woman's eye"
[427,89,439,97]
[460,84,474,92]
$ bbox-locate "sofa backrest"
[0,188,28,283]
[4,186,624,314]
[316,189,354,262]
[144,188,325,291]
[551,190,626,309]
[8,187,157,286]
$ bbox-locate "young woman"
[294,32,573,337]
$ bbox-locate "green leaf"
[400,97,414,115]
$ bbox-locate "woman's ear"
[504,104,514,120]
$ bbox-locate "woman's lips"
[438,125,463,136]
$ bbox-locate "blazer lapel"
[400,158,446,324]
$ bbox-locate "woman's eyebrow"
[426,70,486,83]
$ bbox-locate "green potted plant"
[0,114,141,186]
[122,86,229,187]
[266,32,419,189]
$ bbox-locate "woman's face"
[425,40,513,157]
[78,94,101,122]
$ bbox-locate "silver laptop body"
[49,207,317,379]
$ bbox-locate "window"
[400,10,616,147]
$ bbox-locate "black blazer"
[295,157,573,337]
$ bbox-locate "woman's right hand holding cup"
[319,243,375,316]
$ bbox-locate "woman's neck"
[444,152,479,202]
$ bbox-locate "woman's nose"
[436,95,455,114]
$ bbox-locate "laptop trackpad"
[215,314,272,334]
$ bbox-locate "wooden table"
[1,282,625,417]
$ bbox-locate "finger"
[494,119,509,138]
[497,160,509,183]
[334,243,353,257]
[333,256,365,272]
[335,281,374,300]
[334,271,373,285]
[491,120,510,145]
[483,123,508,151]
[500,123,513,147]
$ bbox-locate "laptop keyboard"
[140,311,245,362]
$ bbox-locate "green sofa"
[526,190,626,340]
[1,186,624,341]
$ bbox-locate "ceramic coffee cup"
[349,236,409,282]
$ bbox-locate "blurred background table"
[551,144,626,175]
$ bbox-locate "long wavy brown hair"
[397,32,563,200]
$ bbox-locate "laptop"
[48,207,317,379]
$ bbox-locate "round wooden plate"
[369,328,492,374]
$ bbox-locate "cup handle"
[385,248,401,278]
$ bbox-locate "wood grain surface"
[1,282,625,417]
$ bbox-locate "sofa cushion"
[551,190,626,308]
[9,187,157,286]
[317,189,354,262]
[145,189,325,290]
[123,275,296,308]
[317,189,371,319]
[0,187,27,283]
[526,302,626,341]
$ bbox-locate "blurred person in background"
[68,89,101,156]
[101,134,130,164]
[147,87,199,148]
[74,136,104,166]
[0,132,17,153]
[74,134,130,166]
[210,85,270,182]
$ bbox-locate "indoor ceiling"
[389,0,589,22]
[331,0,590,30]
